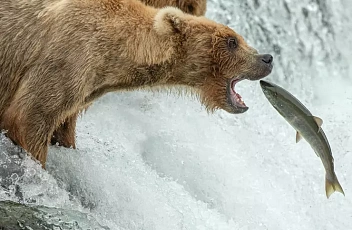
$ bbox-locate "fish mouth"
[259,80,274,88]
[226,77,249,114]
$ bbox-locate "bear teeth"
[231,79,246,107]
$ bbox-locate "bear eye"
[227,37,238,50]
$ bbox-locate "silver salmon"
[260,80,345,198]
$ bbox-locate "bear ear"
[154,7,187,36]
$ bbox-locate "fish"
[260,80,345,198]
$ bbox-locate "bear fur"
[140,0,206,16]
[0,0,273,168]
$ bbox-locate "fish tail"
[325,173,345,198]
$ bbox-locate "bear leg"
[2,105,56,169]
[51,113,78,149]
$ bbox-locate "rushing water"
[0,0,351,229]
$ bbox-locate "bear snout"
[260,54,273,65]
[243,54,274,81]
[257,53,273,75]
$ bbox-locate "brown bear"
[0,0,273,168]
[140,0,206,16]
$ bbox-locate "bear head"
[154,7,273,114]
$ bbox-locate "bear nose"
[261,54,273,64]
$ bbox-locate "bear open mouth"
[226,77,249,113]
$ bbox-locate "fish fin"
[296,131,302,143]
[325,174,345,199]
[313,116,323,128]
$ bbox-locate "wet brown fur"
[140,0,206,16]
[0,0,271,168]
